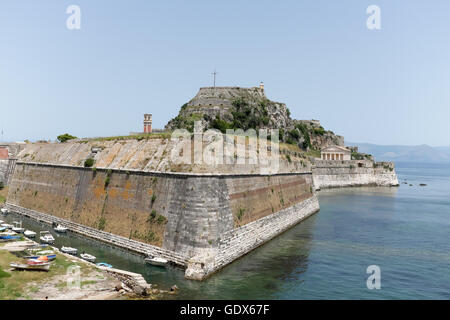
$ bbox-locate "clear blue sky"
[1,1,449,146]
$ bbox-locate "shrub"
[314,127,325,135]
[145,231,157,242]
[157,215,167,224]
[237,208,245,221]
[295,123,311,149]
[288,129,300,140]
[104,176,110,189]
[98,217,106,230]
[279,128,285,142]
[211,116,233,133]
[351,152,364,160]
[57,133,77,143]
[84,158,94,168]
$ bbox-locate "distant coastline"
[348,142,450,164]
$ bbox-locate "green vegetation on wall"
[84,158,94,168]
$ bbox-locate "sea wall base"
[185,195,320,280]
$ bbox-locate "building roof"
[321,145,351,153]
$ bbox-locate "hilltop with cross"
[165,83,344,151]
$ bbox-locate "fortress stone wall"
[0,159,17,186]
[312,160,399,189]
[4,140,399,280]
[6,161,318,280]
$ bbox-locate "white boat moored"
[145,256,168,267]
[1,223,14,229]
[39,231,55,244]
[12,221,24,233]
[54,224,68,233]
[24,230,37,238]
[0,208,8,214]
[80,253,96,263]
[61,246,78,255]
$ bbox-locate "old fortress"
[0,84,398,280]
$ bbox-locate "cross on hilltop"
[212,70,218,87]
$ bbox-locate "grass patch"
[0,250,88,299]
[81,280,97,288]
[0,186,8,204]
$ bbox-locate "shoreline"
[0,227,172,300]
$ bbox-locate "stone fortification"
[312,160,399,189]
[165,86,344,151]
[14,138,311,174]
[7,161,318,280]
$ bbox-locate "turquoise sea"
[3,162,450,299]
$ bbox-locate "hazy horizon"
[1,1,449,146]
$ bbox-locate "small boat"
[80,253,96,263]
[0,230,16,236]
[0,208,8,214]
[28,244,49,251]
[24,230,36,238]
[12,221,24,233]
[1,223,13,229]
[145,256,168,267]
[35,250,55,256]
[61,246,78,255]
[10,262,50,272]
[39,231,55,244]
[24,254,56,261]
[96,262,113,268]
[0,235,21,241]
[26,258,51,265]
[37,254,56,261]
[54,224,68,233]
[0,220,4,224]
[0,227,5,232]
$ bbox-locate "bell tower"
[143,114,152,133]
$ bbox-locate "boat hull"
[80,254,96,262]
[61,248,77,255]
[10,262,50,272]
[145,258,168,267]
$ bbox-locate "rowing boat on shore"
[24,254,56,261]
[10,262,50,271]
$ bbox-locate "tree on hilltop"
[57,133,77,143]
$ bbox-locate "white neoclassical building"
[320,146,351,161]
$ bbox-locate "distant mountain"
[434,146,450,158]
[347,142,450,163]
